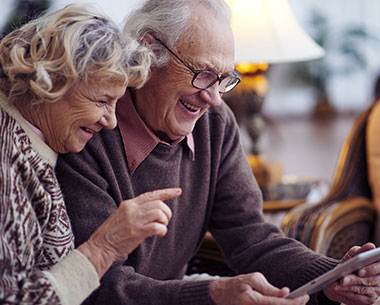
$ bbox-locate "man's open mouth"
[180,100,200,112]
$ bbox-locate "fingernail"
[342,277,350,285]
[358,269,366,277]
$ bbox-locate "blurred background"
[2,0,380,192]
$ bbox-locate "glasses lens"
[192,71,218,89]
[219,76,240,93]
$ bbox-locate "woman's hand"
[78,187,181,277]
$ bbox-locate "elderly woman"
[0,4,181,305]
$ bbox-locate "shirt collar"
[116,89,195,174]
[24,118,46,142]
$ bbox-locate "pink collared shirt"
[116,90,195,174]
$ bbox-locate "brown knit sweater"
[56,99,339,305]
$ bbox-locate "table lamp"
[228,0,324,64]
[224,0,325,198]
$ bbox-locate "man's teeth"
[181,100,200,111]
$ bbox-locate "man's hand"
[209,272,309,305]
[323,243,380,305]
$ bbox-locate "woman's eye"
[96,100,108,106]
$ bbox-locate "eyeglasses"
[153,36,240,93]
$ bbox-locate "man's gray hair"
[123,0,231,68]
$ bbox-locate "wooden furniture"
[263,199,306,211]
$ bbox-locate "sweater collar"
[0,93,57,167]
[116,89,195,174]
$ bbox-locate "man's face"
[135,11,235,142]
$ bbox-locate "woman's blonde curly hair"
[0,4,152,105]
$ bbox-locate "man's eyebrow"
[194,61,221,73]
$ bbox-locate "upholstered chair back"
[367,101,380,245]
[282,105,377,259]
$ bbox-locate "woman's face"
[42,80,126,153]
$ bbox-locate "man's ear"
[140,32,156,47]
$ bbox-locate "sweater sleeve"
[0,167,99,304]
[56,144,214,305]
[0,147,62,304]
[0,193,61,303]
[0,237,61,304]
[43,250,100,305]
[85,264,212,305]
[0,236,99,305]
[207,105,339,304]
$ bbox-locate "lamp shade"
[227,0,325,64]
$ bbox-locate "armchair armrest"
[281,197,376,258]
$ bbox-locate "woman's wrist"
[77,240,115,279]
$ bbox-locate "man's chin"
[156,127,194,142]
[173,128,195,140]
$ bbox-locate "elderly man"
[56,0,380,304]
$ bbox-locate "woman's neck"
[14,101,49,140]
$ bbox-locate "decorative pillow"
[366,101,380,244]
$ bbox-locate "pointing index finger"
[136,188,182,203]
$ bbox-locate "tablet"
[287,247,380,299]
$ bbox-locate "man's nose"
[199,82,223,107]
